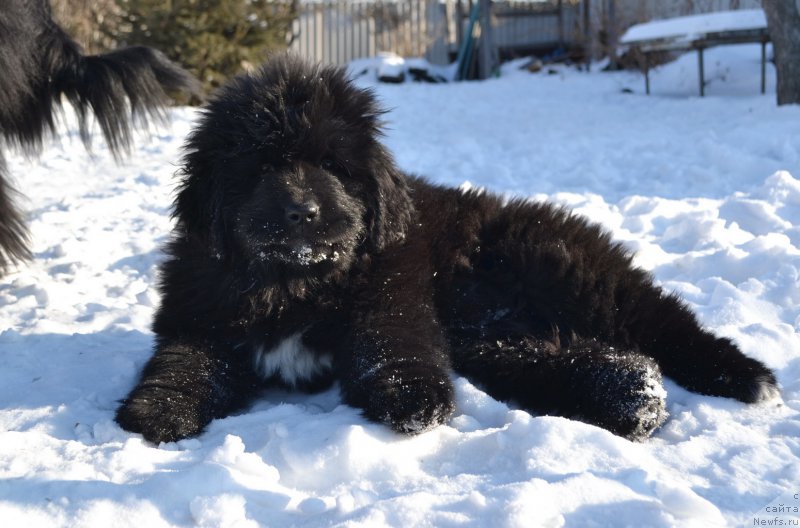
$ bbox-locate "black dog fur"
[0,0,200,273]
[116,54,779,443]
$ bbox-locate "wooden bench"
[620,10,770,97]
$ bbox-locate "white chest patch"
[253,333,333,386]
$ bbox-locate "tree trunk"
[762,0,800,105]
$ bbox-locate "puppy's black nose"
[285,201,320,225]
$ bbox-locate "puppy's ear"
[173,145,227,256]
[366,149,414,251]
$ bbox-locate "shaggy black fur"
[116,54,779,444]
[0,0,200,273]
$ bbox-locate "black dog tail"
[0,1,201,156]
[0,2,201,273]
[0,156,31,274]
[43,28,202,158]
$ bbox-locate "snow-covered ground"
[1,43,799,527]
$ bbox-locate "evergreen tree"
[117,0,297,94]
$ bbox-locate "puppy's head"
[174,54,412,277]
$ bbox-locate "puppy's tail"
[43,27,202,158]
[0,155,31,274]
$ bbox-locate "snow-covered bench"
[620,9,770,96]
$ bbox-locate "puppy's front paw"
[359,364,456,435]
[115,388,207,444]
[575,352,668,441]
[605,366,668,441]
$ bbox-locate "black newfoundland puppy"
[0,0,199,273]
[116,54,778,444]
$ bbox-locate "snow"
[2,44,800,527]
[620,9,767,45]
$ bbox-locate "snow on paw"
[585,353,669,441]
[363,364,456,435]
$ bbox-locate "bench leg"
[698,47,705,97]
[761,40,767,94]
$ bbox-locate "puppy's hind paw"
[680,337,780,404]
[712,354,780,404]
[744,372,780,404]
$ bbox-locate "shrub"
[116,0,297,94]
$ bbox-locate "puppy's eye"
[321,158,339,171]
